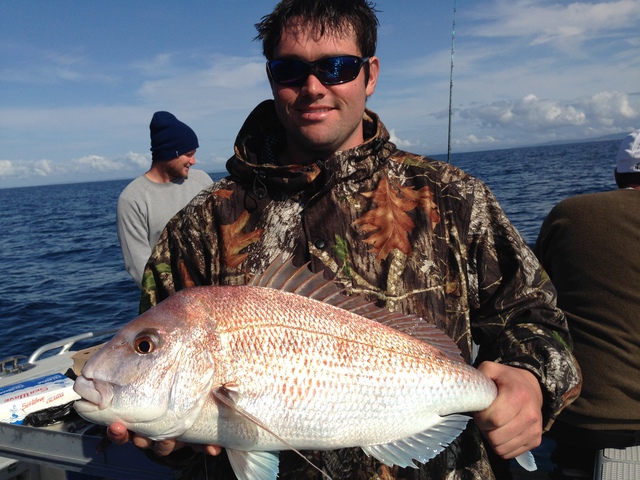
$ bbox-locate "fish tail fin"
[515,451,537,471]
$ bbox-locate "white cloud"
[458,90,639,137]
[469,0,640,49]
[388,129,415,149]
[456,134,498,148]
[132,53,175,76]
[0,153,142,183]
[34,159,54,176]
[73,155,124,173]
[0,160,19,177]
[136,55,269,112]
[583,91,639,126]
[125,151,151,169]
[0,148,226,188]
[0,158,59,181]
[0,44,118,85]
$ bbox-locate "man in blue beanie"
[116,111,213,288]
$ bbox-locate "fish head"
[73,288,219,439]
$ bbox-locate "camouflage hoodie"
[141,100,581,479]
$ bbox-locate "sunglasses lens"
[268,56,367,86]
[268,59,309,86]
[317,57,362,84]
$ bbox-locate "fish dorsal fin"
[250,255,465,364]
[213,384,332,480]
[361,414,470,468]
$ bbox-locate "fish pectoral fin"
[361,414,471,468]
[213,385,294,449]
[217,382,241,401]
[212,384,244,420]
[226,450,280,480]
[212,387,331,479]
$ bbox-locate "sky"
[1,0,639,189]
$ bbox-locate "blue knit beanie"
[149,111,199,162]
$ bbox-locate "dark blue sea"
[0,139,619,361]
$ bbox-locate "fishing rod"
[447,0,456,163]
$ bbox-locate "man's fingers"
[132,434,155,450]
[153,439,181,457]
[106,422,223,458]
[107,423,131,445]
[202,445,223,456]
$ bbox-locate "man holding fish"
[93,0,582,478]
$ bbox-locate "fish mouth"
[73,375,114,410]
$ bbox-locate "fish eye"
[134,333,157,354]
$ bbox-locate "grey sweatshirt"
[116,169,212,287]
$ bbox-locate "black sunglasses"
[267,55,370,87]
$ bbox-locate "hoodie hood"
[226,100,396,197]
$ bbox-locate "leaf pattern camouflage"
[139,100,581,479]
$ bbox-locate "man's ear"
[365,56,380,97]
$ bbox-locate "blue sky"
[1,0,639,188]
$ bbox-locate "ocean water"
[432,139,618,246]
[0,139,619,361]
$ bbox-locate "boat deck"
[0,421,175,479]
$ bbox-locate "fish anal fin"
[361,414,470,468]
[226,449,280,480]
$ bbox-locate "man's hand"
[106,422,223,457]
[473,361,543,459]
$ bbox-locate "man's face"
[165,150,196,180]
[269,20,379,165]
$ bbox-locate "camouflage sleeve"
[466,178,581,429]
[139,187,221,313]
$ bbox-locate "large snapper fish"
[73,257,535,479]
